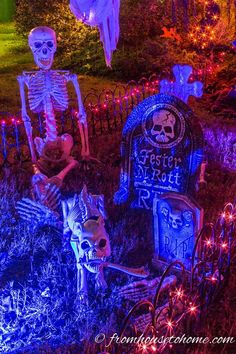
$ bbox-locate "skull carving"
[169,209,183,229]
[28,26,57,70]
[161,206,193,230]
[151,110,176,143]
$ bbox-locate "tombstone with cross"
[160,65,203,104]
[114,94,204,210]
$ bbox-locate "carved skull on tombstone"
[151,110,176,143]
[161,205,193,230]
[28,26,57,70]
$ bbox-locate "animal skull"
[71,216,111,274]
[151,110,176,143]
[28,26,57,70]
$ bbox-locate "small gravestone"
[114,94,204,210]
[160,65,203,103]
[153,193,203,270]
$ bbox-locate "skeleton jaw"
[34,55,53,70]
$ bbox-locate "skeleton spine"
[43,94,58,141]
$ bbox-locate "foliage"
[15,0,105,74]
[0,163,153,353]
[15,0,236,79]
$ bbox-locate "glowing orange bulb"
[167,320,173,328]
[221,242,227,249]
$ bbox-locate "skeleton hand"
[17,198,59,226]
[119,278,157,302]
[119,276,177,303]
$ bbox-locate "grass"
[0,22,120,114]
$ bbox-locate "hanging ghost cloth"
[70,0,120,67]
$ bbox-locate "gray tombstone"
[153,193,203,270]
[114,94,204,210]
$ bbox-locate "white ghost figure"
[70,0,120,67]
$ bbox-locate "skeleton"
[151,110,176,143]
[70,0,120,67]
[17,185,149,303]
[17,26,89,164]
[161,206,193,230]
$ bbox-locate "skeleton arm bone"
[17,74,37,162]
[67,74,90,157]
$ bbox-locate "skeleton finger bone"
[119,275,177,303]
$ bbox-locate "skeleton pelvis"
[35,134,74,176]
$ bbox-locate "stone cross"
[160,64,203,104]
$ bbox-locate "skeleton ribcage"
[28,71,69,113]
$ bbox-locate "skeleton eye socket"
[153,124,162,131]
[164,126,173,133]
[81,241,90,250]
[98,239,107,248]
[34,41,43,49]
[47,41,54,48]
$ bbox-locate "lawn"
[0,22,119,114]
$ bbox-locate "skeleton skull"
[71,216,111,273]
[28,26,57,70]
[151,110,176,143]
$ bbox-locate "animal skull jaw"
[84,256,106,273]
